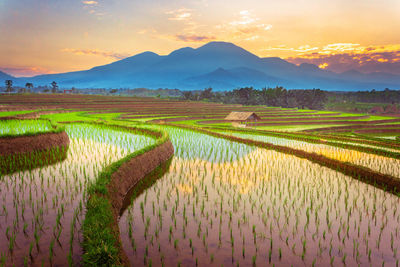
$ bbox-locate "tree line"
[182,87,327,109]
[181,87,400,110]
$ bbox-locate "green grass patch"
[0,110,37,117]
[0,119,64,138]
[82,122,170,266]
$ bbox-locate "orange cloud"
[0,66,56,77]
[61,48,130,60]
[318,63,329,69]
[285,44,400,74]
[175,34,215,42]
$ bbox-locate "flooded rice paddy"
[0,120,52,136]
[119,127,400,266]
[0,124,154,266]
[223,132,400,178]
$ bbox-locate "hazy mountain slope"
[7,41,400,91]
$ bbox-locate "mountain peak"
[9,41,400,91]
[197,41,248,53]
[168,47,195,56]
[199,41,238,48]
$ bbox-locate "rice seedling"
[119,127,400,266]
[0,123,155,266]
[224,132,400,178]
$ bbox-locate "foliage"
[182,86,327,109]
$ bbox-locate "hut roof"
[224,112,261,121]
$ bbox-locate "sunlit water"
[0,124,154,266]
[223,132,400,178]
[120,127,400,266]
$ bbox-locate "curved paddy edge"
[0,124,70,175]
[167,123,400,195]
[0,131,70,157]
[82,126,174,266]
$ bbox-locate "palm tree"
[51,81,58,93]
[5,80,12,93]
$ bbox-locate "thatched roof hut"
[224,112,261,122]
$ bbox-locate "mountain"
[0,71,14,82]
[184,67,287,90]
[9,41,400,91]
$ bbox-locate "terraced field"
[0,94,399,266]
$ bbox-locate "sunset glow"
[1,0,399,76]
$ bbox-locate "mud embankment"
[0,131,70,174]
[0,131,70,157]
[104,140,174,266]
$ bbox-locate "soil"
[0,131,70,156]
[105,140,174,266]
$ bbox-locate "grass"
[0,110,38,117]
[0,119,63,138]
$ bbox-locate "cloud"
[166,8,192,21]
[285,44,400,74]
[230,10,258,26]
[321,43,360,53]
[216,10,272,40]
[61,48,130,60]
[0,66,56,77]
[175,34,215,42]
[262,44,319,53]
[82,0,98,5]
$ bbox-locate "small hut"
[224,112,261,127]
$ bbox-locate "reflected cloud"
[82,0,98,5]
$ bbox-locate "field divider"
[81,122,174,266]
[166,123,400,195]
[0,118,69,174]
[208,126,400,158]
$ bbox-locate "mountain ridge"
[2,41,400,91]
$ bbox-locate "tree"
[182,91,194,100]
[110,89,118,94]
[51,81,58,93]
[25,83,33,92]
[5,80,12,93]
[200,87,213,100]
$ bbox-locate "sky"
[0,0,399,77]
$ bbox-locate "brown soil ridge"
[0,131,70,156]
[106,140,174,266]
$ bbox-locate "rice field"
[119,127,400,266]
[0,124,154,266]
[0,120,52,136]
[1,94,400,266]
[221,132,400,178]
